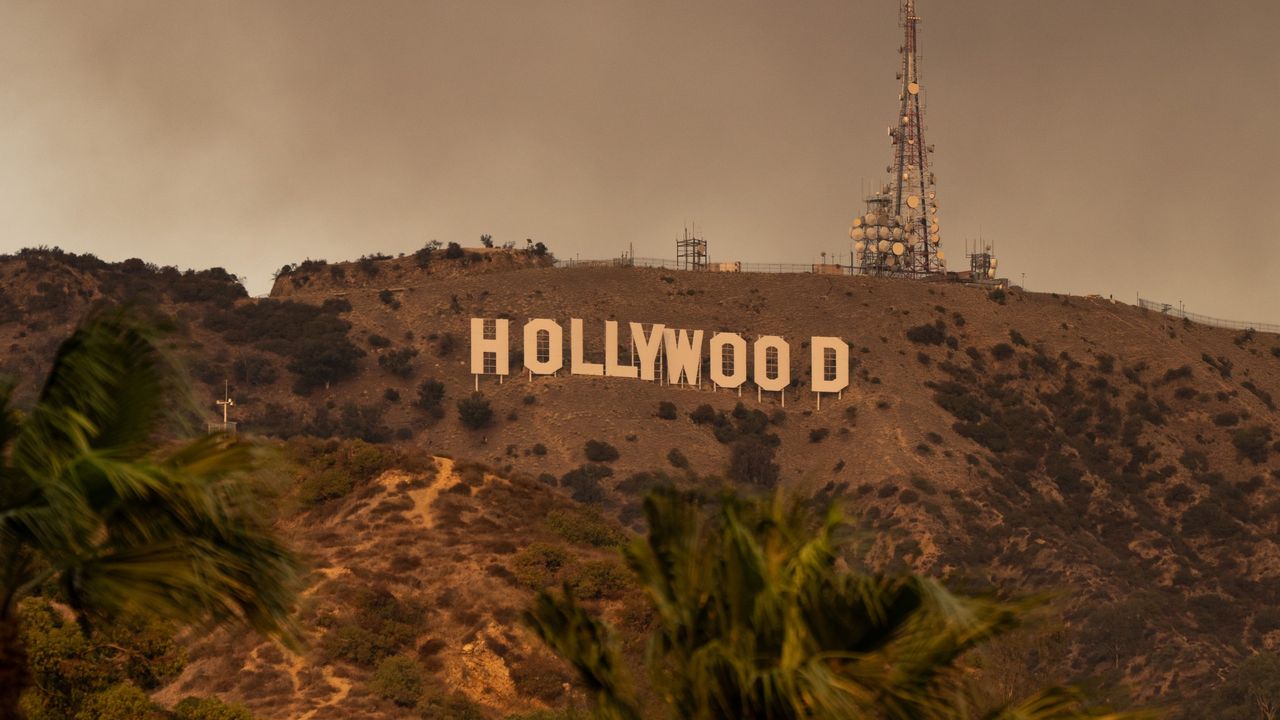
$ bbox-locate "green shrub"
[457,393,494,429]
[809,428,830,443]
[173,697,255,720]
[513,543,571,588]
[368,333,392,348]
[298,468,352,506]
[545,508,625,547]
[73,683,163,720]
[371,656,424,707]
[584,440,619,463]
[569,560,630,599]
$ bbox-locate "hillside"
[4,245,1280,716]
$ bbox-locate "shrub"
[173,697,254,720]
[370,656,424,707]
[1213,412,1240,427]
[377,347,418,378]
[1232,425,1273,464]
[457,393,494,429]
[298,468,352,506]
[531,443,548,456]
[546,508,625,547]
[728,437,780,487]
[414,379,446,419]
[809,428,830,443]
[991,343,1015,361]
[513,543,571,588]
[560,464,613,503]
[232,355,278,387]
[689,404,717,425]
[444,242,465,259]
[74,683,162,720]
[657,401,678,420]
[905,323,946,345]
[383,387,400,402]
[1009,329,1028,347]
[569,560,630,599]
[988,288,1007,304]
[667,448,689,469]
[368,333,392,348]
[584,440,620,463]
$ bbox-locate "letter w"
[662,329,704,385]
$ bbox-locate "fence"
[1137,297,1280,334]
[554,256,826,275]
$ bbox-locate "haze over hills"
[4,244,1280,717]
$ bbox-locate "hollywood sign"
[469,318,850,406]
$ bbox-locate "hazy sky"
[1,0,1277,320]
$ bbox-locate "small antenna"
[216,380,235,427]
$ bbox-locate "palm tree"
[0,307,301,719]
[526,487,1152,720]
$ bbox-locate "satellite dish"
[906,195,921,209]
[930,233,941,243]
[893,227,904,239]
[850,227,863,240]
[991,258,999,269]
[864,213,876,224]
[887,256,898,267]
[854,241,866,253]
[892,242,905,256]
[931,222,940,233]
[852,217,863,228]
[877,239,891,253]
[901,115,910,125]
[878,226,891,240]
[937,250,946,262]
[928,191,936,200]
[908,82,920,95]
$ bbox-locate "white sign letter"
[605,321,639,379]
[469,318,510,375]
[663,328,704,385]
[810,337,849,393]
[709,333,747,388]
[753,336,790,391]
[523,318,563,375]
[570,318,604,376]
[630,323,665,381]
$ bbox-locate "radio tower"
[851,0,945,277]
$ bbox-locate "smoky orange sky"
[1,0,1277,321]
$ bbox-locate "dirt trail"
[405,456,454,528]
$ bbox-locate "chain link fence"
[1138,297,1280,334]
[554,256,828,275]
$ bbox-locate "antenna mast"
[851,0,945,278]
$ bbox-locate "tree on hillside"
[480,234,494,249]
[1205,652,1280,720]
[525,487,1152,720]
[0,307,301,718]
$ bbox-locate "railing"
[1137,297,1280,334]
[554,256,839,275]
